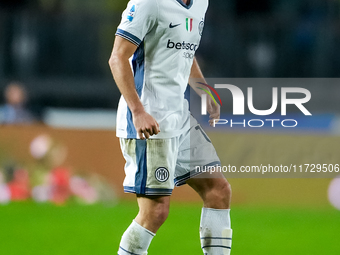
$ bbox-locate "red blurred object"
[8,169,30,201]
[50,167,71,205]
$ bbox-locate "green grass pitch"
[0,201,339,255]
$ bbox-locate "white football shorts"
[119,115,221,196]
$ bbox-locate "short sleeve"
[115,0,158,46]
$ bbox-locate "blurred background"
[0,0,340,254]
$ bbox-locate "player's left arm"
[188,57,220,127]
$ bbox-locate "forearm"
[109,54,144,115]
[189,57,220,120]
[189,58,220,125]
[189,57,209,97]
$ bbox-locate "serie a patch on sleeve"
[127,4,136,22]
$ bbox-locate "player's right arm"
[109,36,160,139]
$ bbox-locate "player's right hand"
[132,110,160,140]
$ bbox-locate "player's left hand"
[207,97,220,127]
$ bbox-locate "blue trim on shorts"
[134,140,147,194]
[174,161,221,187]
[124,186,173,196]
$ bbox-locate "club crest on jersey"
[199,19,204,36]
[155,167,169,182]
[186,18,193,32]
[127,5,136,22]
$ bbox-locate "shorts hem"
[124,186,173,196]
[174,161,221,187]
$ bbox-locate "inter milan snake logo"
[155,167,169,182]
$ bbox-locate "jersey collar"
[175,0,193,9]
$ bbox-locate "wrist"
[130,105,145,116]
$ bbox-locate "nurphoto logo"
[199,84,312,128]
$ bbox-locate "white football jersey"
[115,0,208,139]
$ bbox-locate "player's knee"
[152,203,169,225]
[220,179,232,201]
[208,179,232,208]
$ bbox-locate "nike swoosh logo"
[169,23,181,28]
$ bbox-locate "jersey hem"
[116,128,188,139]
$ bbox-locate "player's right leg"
[118,195,170,255]
[135,195,170,233]
[117,138,177,255]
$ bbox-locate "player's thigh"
[187,175,231,209]
[120,138,179,196]
[174,118,221,186]
[186,172,230,196]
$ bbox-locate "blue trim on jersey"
[184,86,191,110]
[123,186,136,193]
[115,29,141,46]
[174,161,221,186]
[133,42,145,97]
[175,0,193,9]
[126,41,145,138]
[134,139,147,194]
[126,108,135,138]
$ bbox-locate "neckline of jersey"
[175,0,193,9]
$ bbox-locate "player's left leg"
[187,172,231,209]
[174,116,232,255]
[187,174,232,255]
